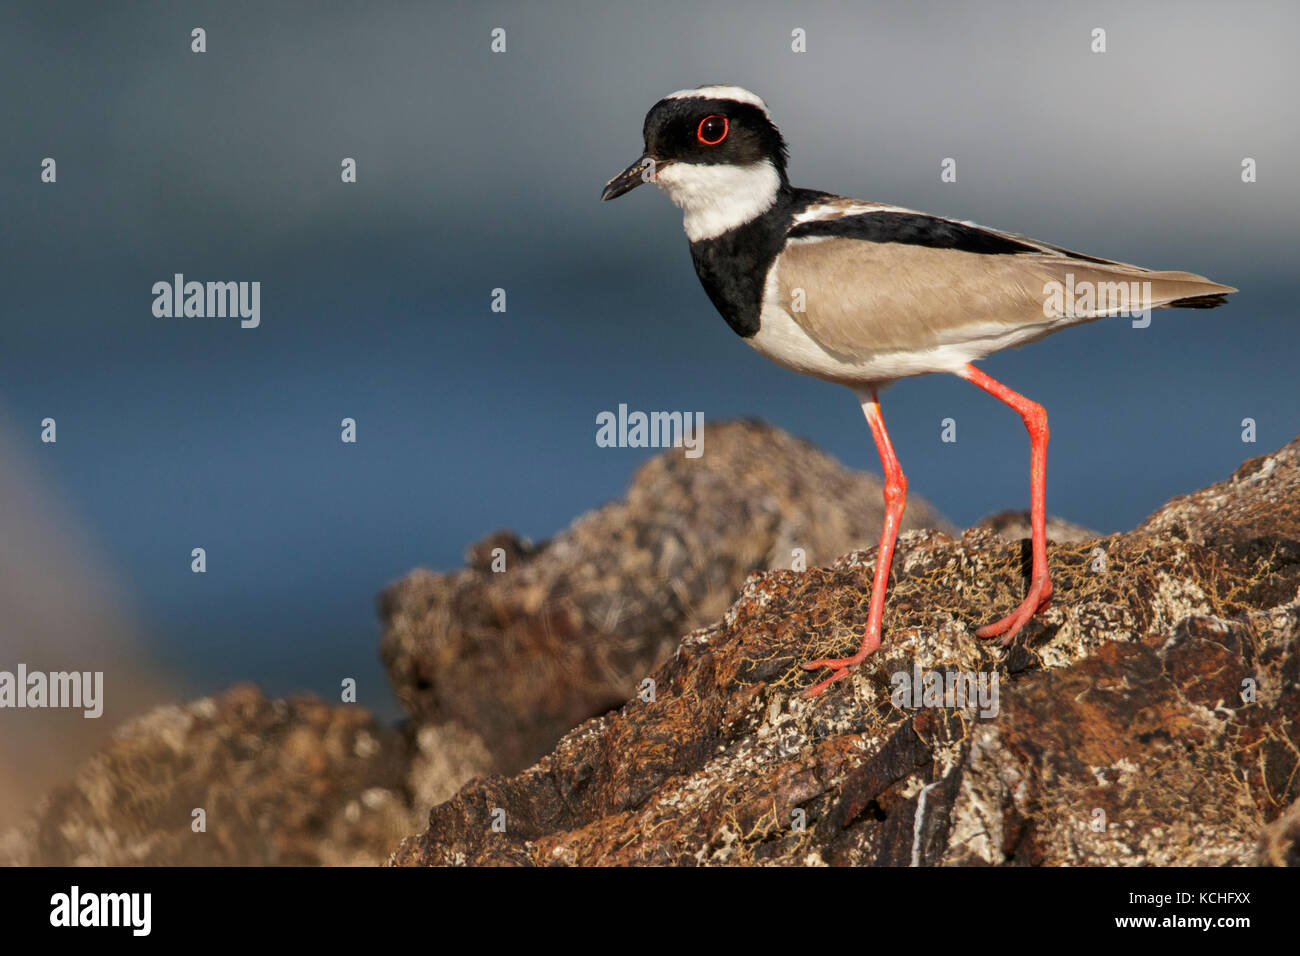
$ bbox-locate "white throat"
[653,160,782,242]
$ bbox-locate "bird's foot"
[802,643,878,699]
[976,577,1052,645]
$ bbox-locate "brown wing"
[772,216,1235,359]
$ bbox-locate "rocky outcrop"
[8,427,1297,867]
[389,438,1300,866]
[0,685,492,866]
[379,420,952,774]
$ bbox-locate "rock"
[1139,442,1300,544]
[0,684,492,866]
[1258,798,1300,866]
[379,420,953,774]
[978,509,1098,544]
[407,721,495,812]
[0,417,181,835]
[12,427,1297,868]
[389,436,1300,867]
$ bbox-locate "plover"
[601,85,1235,697]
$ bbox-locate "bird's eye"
[697,115,728,145]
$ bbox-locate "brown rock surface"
[379,420,953,774]
[390,436,1300,867]
[0,684,492,866]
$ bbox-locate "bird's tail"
[1035,258,1237,318]
[1142,269,1237,311]
[1164,291,1233,309]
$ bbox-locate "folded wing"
[773,205,1235,360]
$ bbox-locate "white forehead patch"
[665,85,770,117]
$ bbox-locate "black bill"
[601,155,660,201]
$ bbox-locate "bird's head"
[601,85,790,241]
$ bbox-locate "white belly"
[747,297,1072,388]
[745,300,969,386]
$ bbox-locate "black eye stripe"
[642,99,786,171]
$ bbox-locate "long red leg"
[958,363,1052,643]
[803,389,907,698]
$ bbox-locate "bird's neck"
[655,160,789,242]
[685,185,810,339]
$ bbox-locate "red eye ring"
[697,115,728,145]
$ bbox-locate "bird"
[601,85,1236,699]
